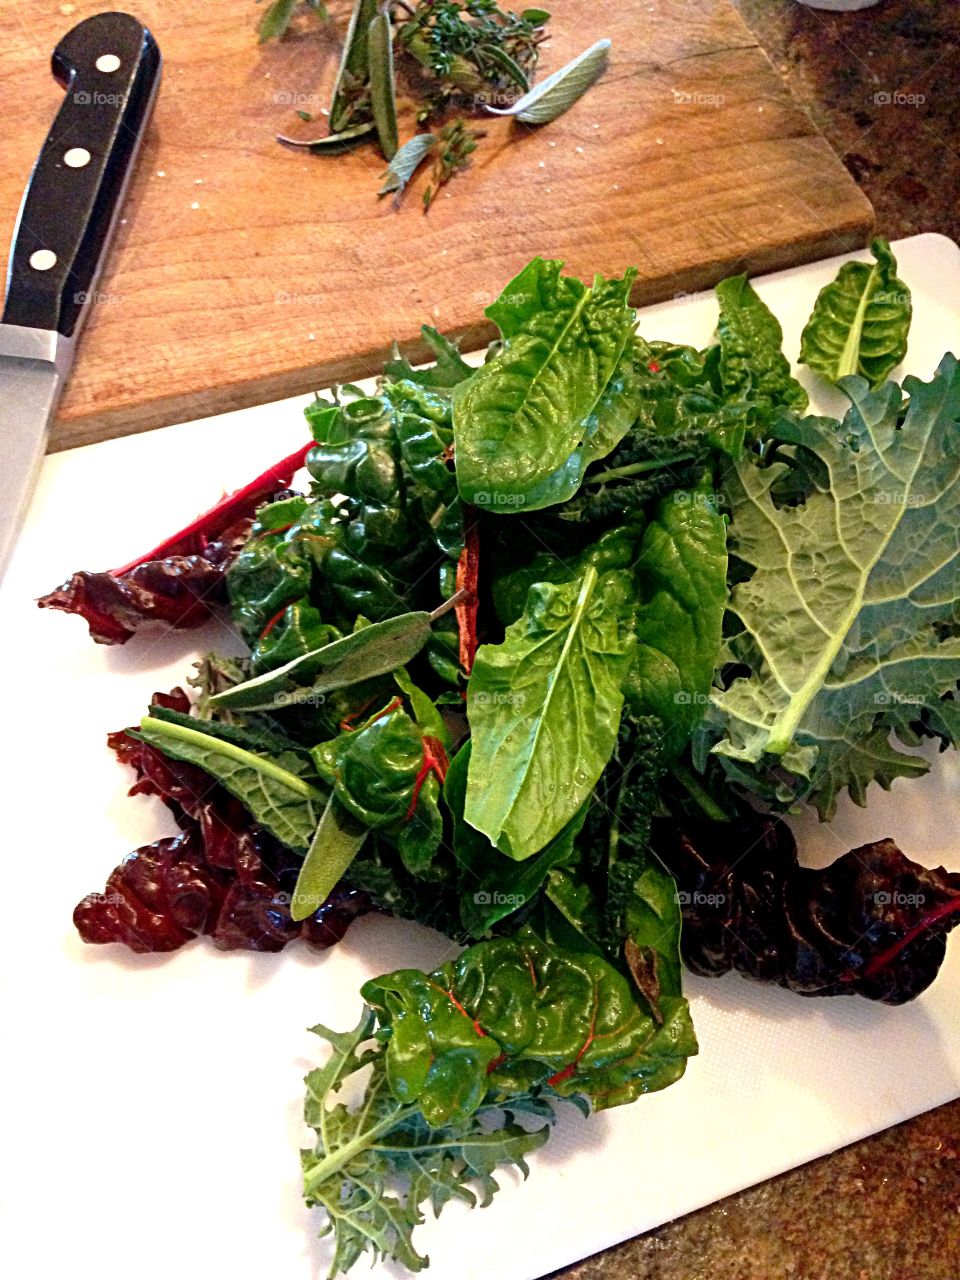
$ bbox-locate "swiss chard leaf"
[453,259,637,508]
[250,600,339,675]
[707,355,960,819]
[799,237,912,389]
[363,927,696,1119]
[465,561,636,859]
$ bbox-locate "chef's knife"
[0,11,161,580]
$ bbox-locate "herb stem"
[430,588,468,621]
[585,454,695,486]
[671,763,730,823]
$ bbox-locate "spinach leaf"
[707,355,960,819]
[715,274,808,415]
[138,715,324,851]
[444,742,588,934]
[465,561,636,859]
[799,237,912,388]
[625,481,728,755]
[505,342,645,512]
[453,259,637,509]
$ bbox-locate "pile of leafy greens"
[45,238,960,1274]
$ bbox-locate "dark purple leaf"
[652,816,960,1004]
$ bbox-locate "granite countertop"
[554,3,960,1277]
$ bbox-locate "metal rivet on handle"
[29,250,58,271]
[95,53,121,73]
[64,147,91,169]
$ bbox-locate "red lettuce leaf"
[74,690,372,953]
[38,516,253,645]
[652,816,960,1004]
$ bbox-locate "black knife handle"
[1,11,161,338]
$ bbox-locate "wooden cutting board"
[0,0,873,452]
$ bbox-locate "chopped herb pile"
[262,0,610,207]
[43,239,960,1273]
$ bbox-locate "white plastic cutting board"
[2,234,959,1280]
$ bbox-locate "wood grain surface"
[0,0,873,451]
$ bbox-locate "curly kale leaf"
[302,1008,552,1276]
[707,354,960,819]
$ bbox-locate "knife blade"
[0,11,161,580]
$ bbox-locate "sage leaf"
[368,13,399,161]
[291,795,368,920]
[465,562,636,859]
[330,0,378,131]
[380,133,436,197]
[276,121,375,150]
[477,44,529,91]
[799,237,912,388]
[483,38,610,124]
[208,610,436,711]
[138,715,324,851]
[707,354,960,819]
[258,0,299,42]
